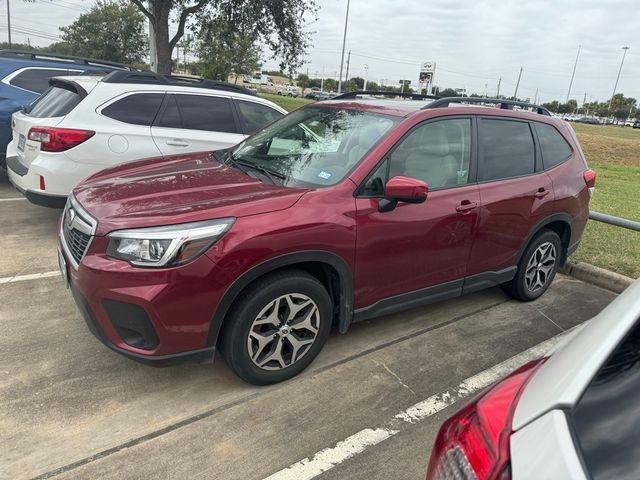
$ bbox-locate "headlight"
[106,218,235,267]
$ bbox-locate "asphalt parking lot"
[0,167,617,480]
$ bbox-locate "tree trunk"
[151,3,172,74]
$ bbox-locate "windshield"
[231,106,399,187]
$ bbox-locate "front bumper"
[59,228,233,365]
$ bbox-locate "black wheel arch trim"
[516,213,573,265]
[206,250,355,347]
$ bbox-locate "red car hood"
[73,152,308,235]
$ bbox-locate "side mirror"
[379,176,428,212]
[384,175,428,203]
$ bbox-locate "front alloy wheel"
[524,242,557,293]
[220,270,332,385]
[247,293,320,370]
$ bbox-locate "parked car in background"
[59,95,595,385]
[624,118,634,127]
[277,84,298,97]
[633,120,640,129]
[426,278,640,480]
[574,116,600,125]
[6,71,285,207]
[0,49,135,168]
[306,91,333,101]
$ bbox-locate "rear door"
[466,116,555,276]
[151,93,245,155]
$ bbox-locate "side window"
[536,122,572,169]
[102,93,164,126]
[360,160,388,196]
[156,95,183,128]
[388,118,472,189]
[9,68,68,94]
[237,101,283,134]
[479,119,535,181]
[572,319,640,480]
[174,95,238,133]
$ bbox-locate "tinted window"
[9,68,68,93]
[174,95,238,133]
[572,320,640,480]
[536,122,572,169]
[157,95,182,128]
[102,93,164,126]
[479,119,535,181]
[388,118,471,189]
[237,101,283,134]
[27,85,81,118]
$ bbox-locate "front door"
[354,117,480,311]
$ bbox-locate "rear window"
[236,100,283,134]
[571,319,640,480]
[27,85,82,118]
[9,68,69,93]
[535,122,572,169]
[102,93,164,126]
[479,118,535,181]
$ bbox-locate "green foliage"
[323,78,337,92]
[438,88,458,97]
[195,17,261,81]
[296,74,310,95]
[60,0,147,64]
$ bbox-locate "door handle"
[534,188,550,199]
[166,139,189,147]
[456,201,478,213]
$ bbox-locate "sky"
[3,0,638,104]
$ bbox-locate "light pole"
[6,0,11,48]
[566,45,581,103]
[609,46,630,113]
[337,0,350,93]
[363,64,368,91]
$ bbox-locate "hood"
[73,151,308,235]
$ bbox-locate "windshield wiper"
[235,158,286,185]
[220,150,252,177]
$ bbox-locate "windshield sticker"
[318,171,332,180]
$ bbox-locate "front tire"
[220,270,332,385]
[502,229,561,301]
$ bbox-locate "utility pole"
[337,0,350,94]
[496,77,501,98]
[513,67,523,99]
[566,44,581,103]
[533,88,539,105]
[345,50,351,85]
[6,0,11,48]
[609,46,630,112]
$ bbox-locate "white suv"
[6,71,287,207]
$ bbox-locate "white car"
[5,71,286,207]
[426,278,640,480]
[277,84,299,97]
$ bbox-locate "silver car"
[426,279,640,480]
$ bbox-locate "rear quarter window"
[535,122,572,169]
[571,319,640,480]
[27,84,82,118]
[102,93,164,126]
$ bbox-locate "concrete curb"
[560,260,634,294]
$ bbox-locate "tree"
[296,74,310,96]
[438,88,458,97]
[195,18,261,81]
[130,0,317,74]
[323,78,337,92]
[60,0,147,64]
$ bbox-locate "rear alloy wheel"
[502,229,562,301]
[220,270,332,385]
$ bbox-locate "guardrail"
[589,211,640,231]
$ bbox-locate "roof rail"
[101,71,257,96]
[0,49,137,71]
[423,96,551,116]
[332,90,439,101]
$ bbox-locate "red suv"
[58,95,595,384]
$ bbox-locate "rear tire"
[502,229,561,301]
[220,270,332,385]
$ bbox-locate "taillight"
[28,127,95,152]
[583,169,596,197]
[426,359,545,480]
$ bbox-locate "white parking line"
[0,197,27,202]
[0,271,60,284]
[263,332,567,480]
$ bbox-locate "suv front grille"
[62,198,97,267]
